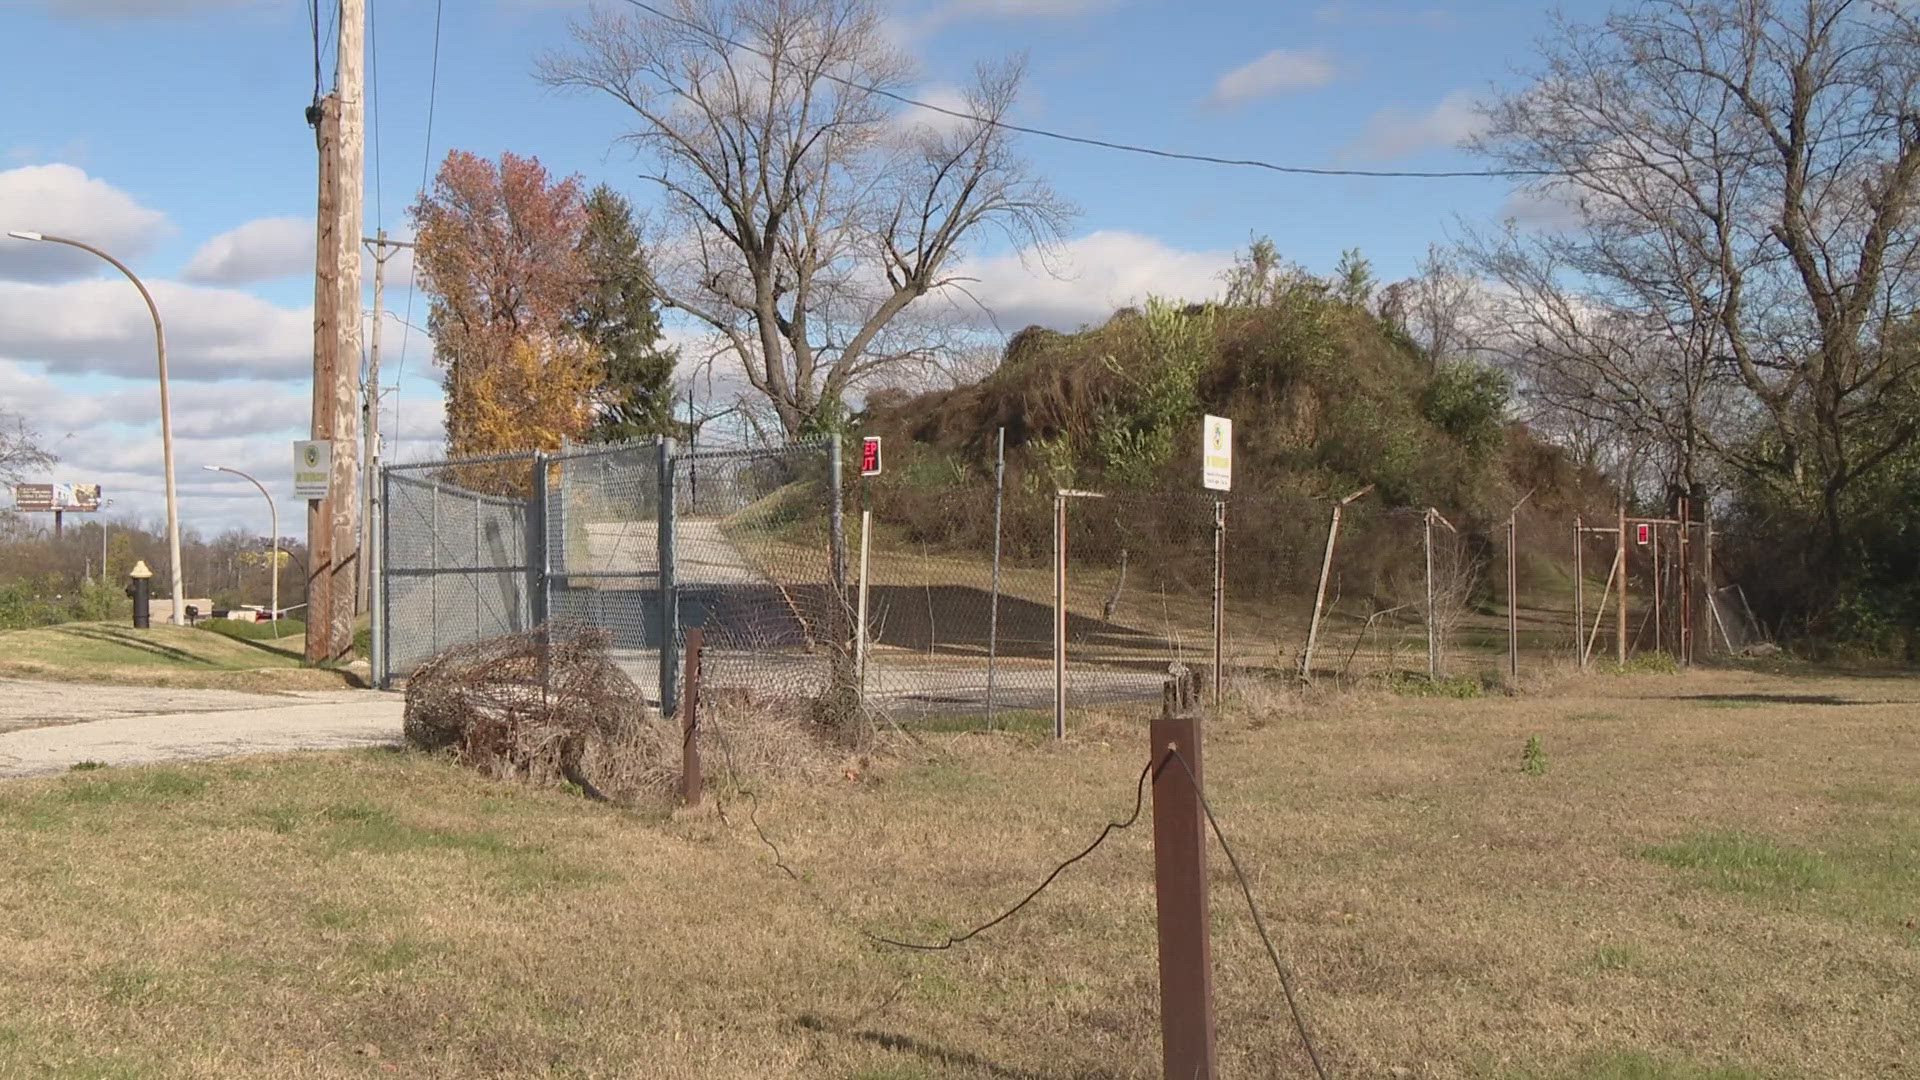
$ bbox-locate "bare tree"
[541,0,1075,437]
[0,409,55,484]
[1477,0,1920,549]
[1390,244,1481,370]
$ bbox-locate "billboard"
[11,482,103,512]
[12,483,53,512]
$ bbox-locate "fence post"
[657,438,680,718]
[1211,499,1225,706]
[1152,667,1217,1079]
[986,426,1005,728]
[856,507,871,695]
[529,453,550,630]
[430,488,440,657]
[1053,490,1067,740]
[1508,515,1519,679]
[473,491,483,638]
[1616,503,1629,666]
[1574,517,1584,669]
[373,463,387,687]
[682,626,703,806]
[1678,495,1692,665]
[1425,509,1437,681]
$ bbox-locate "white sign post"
[1202,415,1233,491]
[293,440,332,500]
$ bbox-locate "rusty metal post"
[1152,668,1217,1079]
[681,626,703,806]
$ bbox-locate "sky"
[0,0,1603,538]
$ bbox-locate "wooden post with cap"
[1152,665,1216,1078]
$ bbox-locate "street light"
[7,230,185,625]
[203,465,279,632]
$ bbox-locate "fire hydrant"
[127,560,153,629]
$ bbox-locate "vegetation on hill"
[859,253,1601,609]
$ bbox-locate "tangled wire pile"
[402,625,645,799]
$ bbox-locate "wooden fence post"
[682,626,703,806]
[1153,668,1217,1079]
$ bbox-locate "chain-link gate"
[375,439,844,718]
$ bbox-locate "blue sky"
[0,0,1600,536]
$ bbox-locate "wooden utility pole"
[306,0,364,665]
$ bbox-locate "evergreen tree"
[575,186,677,442]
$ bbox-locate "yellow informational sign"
[1202,415,1232,491]
[294,440,332,499]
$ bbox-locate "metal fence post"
[987,426,1005,728]
[529,452,550,629]
[1153,668,1217,1078]
[657,437,679,718]
[1211,499,1225,706]
[682,626,703,806]
[1053,489,1066,740]
[473,491,484,639]
[430,488,440,657]
[373,463,387,687]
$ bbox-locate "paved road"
[0,679,402,779]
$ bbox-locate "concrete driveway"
[0,678,403,779]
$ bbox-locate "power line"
[305,0,322,106]
[368,0,384,230]
[1169,748,1330,1080]
[609,0,1902,184]
[610,0,1543,180]
[393,0,444,424]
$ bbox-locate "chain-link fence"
[381,454,539,680]
[380,434,1754,726]
[377,439,844,716]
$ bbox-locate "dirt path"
[0,679,402,778]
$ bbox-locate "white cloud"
[946,230,1234,331]
[1342,89,1486,161]
[1209,49,1337,106]
[0,278,312,380]
[892,85,976,139]
[936,0,1120,15]
[1499,183,1586,231]
[183,216,314,285]
[0,164,169,283]
[1314,1,1454,28]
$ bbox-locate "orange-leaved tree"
[412,150,596,456]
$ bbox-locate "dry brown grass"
[0,666,1914,1077]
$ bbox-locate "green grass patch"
[61,769,209,805]
[1506,1048,1767,1079]
[1392,672,1483,698]
[197,617,303,642]
[1642,831,1840,896]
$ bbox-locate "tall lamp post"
[202,465,279,631]
[7,230,185,625]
